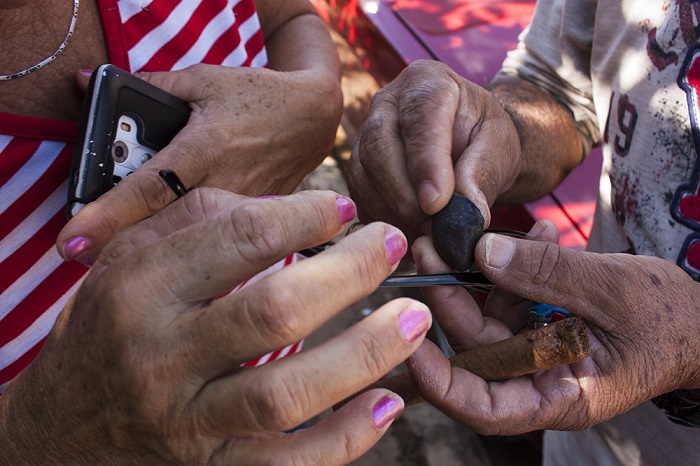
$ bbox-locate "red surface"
[392,0,535,84]
[315,0,601,250]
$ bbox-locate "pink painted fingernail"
[373,394,404,429]
[336,196,356,224]
[80,68,93,78]
[398,306,430,343]
[63,236,91,261]
[384,228,406,266]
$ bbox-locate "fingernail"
[63,236,91,261]
[336,196,356,224]
[398,306,430,343]
[79,68,93,78]
[373,394,404,429]
[484,234,514,268]
[255,195,282,200]
[418,182,439,210]
[384,228,407,266]
[526,220,546,238]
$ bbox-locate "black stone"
[431,193,484,271]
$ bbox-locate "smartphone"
[67,64,191,218]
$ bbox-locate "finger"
[474,231,620,326]
[452,86,522,226]
[393,61,459,215]
[219,390,403,466]
[412,235,511,350]
[350,93,429,234]
[195,298,430,435]
[74,68,91,91]
[57,162,191,261]
[182,222,408,371]
[481,220,561,332]
[406,339,592,434]
[94,188,247,261]
[94,191,355,307]
[347,153,423,243]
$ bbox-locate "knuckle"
[228,203,286,264]
[390,195,422,224]
[346,245,388,291]
[247,283,304,345]
[245,375,306,432]
[355,332,393,379]
[336,430,365,464]
[134,170,174,214]
[357,117,389,163]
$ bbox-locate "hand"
[57,63,342,262]
[2,189,431,465]
[346,60,521,243]
[408,221,700,434]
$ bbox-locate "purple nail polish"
[384,228,406,266]
[63,236,91,261]
[398,307,430,343]
[373,395,403,429]
[336,196,356,224]
[79,68,93,78]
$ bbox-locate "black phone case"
[67,64,191,219]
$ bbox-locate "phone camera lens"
[112,141,128,163]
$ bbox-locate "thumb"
[57,166,179,261]
[474,233,606,324]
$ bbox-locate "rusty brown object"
[341,316,589,409]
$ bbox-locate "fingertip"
[525,219,559,243]
[335,196,356,225]
[418,181,440,214]
[75,69,92,91]
[56,229,92,261]
[525,220,547,238]
[398,303,431,344]
[384,227,407,266]
[480,233,515,269]
[372,393,404,429]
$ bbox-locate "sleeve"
[497,0,600,157]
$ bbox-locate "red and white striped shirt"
[0,0,298,393]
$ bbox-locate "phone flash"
[120,122,132,132]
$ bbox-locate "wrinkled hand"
[3,190,430,465]
[346,60,521,243]
[57,64,342,262]
[408,220,700,434]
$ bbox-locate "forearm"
[488,75,584,204]
[251,4,343,187]
[257,2,342,116]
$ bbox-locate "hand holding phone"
[67,64,191,218]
